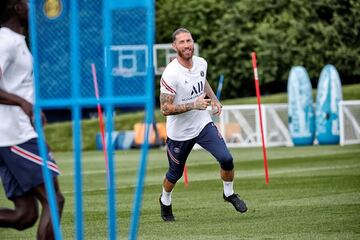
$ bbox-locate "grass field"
[1,145,360,239]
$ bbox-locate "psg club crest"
[200,71,204,77]
[43,0,63,20]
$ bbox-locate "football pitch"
[1,145,360,239]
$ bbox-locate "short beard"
[177,48,194,61]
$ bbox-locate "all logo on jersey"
[191,81,204,95]
[200,71,204,77]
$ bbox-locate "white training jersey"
[0,27,38,146]
[160,56,212,141]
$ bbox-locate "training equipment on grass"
[315,64,343,145]
[339,100,360,146]
[29,0,155,239]
[92,63,110,183]
[206,104,292,148]
[251,52,269,185]
[287,66,315,145]
[183,165,189,187]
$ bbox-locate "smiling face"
[172,31,194,61]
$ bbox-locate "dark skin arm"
[0,89,33,118]
[0,89,46,126]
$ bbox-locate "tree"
[156,0,360,99]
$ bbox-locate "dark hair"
[0,0,20,24]
[172,28,191,42]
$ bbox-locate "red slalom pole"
[91,63,110,183]
[251,52,269,184]
[183,165,188,187]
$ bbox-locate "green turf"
[1,145,360,239]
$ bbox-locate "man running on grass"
[159,27,247,221]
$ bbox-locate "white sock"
[161,187,172,206]
[223,181,234,197]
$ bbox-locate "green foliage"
[156,0,360,98]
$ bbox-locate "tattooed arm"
[160,92,211,116]
[204,80,222,116]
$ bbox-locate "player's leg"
[220,168,234,182]
[32,177,64,240]
[160,137,195,221]
[162,177,175,203]
[0,194,39,230]
[0,138,64,235]
[0,147,40,230]
[197,122,247,213]
[159,177,175,222]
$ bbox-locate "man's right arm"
[160,92,211,116]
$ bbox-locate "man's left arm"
[204,80,222,115]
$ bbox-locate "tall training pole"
[28,1,62,239]
[251,52,269,184]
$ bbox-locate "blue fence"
[29,0,154,239]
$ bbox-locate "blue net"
[30,1,154,239]
[34,0,151,100]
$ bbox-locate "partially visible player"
[0,0,65,239]
[159,28,247,221]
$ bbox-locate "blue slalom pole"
[104,1,117,239]
[69,1,85,239]
[216,74,224,100]
[129,0,155,239]
[129,105,153,240]
[29,1,62,239]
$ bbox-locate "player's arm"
[160,92,210,116]
[0,89,47,125]
[0,88,33,118]
[204,80,222,115]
